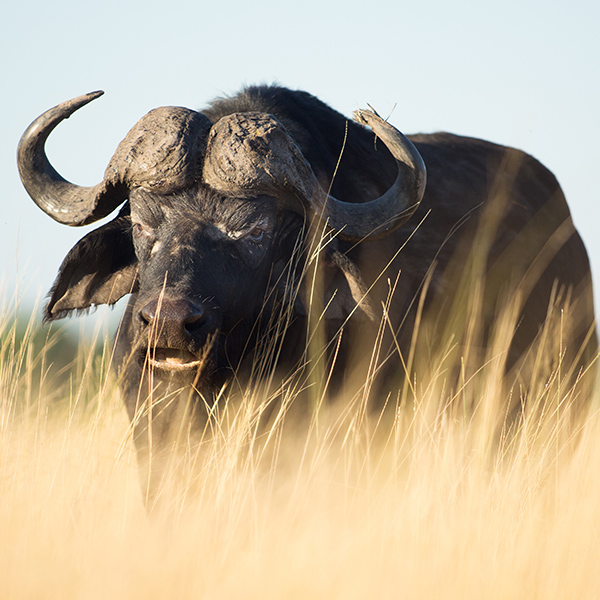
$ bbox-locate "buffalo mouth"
[145,348,204,372]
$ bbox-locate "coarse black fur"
[41,85,597,500]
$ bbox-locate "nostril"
[139,304,156,327]
[184,311,208,334]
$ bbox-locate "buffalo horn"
[203,110,426,241]
[305,110,426,240]
[18,92,213,227]
[17,91,127,227]
[328,109,426,240]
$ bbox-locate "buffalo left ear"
[294,249,377,322]
[45,207,138,321]
[322,250,377,322]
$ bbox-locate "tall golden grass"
[1,282,599,599]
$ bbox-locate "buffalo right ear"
[45,207,139,321]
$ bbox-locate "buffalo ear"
[294,249,376,322]
[45,207,138,321]
[322,250,376,322]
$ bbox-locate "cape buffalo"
[18,86,597,495]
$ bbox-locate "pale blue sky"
[2,0,599,329]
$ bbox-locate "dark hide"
[39,86,597,501]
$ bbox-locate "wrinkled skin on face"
[113,186,306,416]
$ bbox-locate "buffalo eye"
[245,226,265,244]
[238,217,271,245]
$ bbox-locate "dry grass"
[1,293,599,600]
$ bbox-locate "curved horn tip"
[81,90,105,103]
[352,108,384,128]
[82,90,104,100]
[61,90,105,117]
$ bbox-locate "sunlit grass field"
[1,295,599,599]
